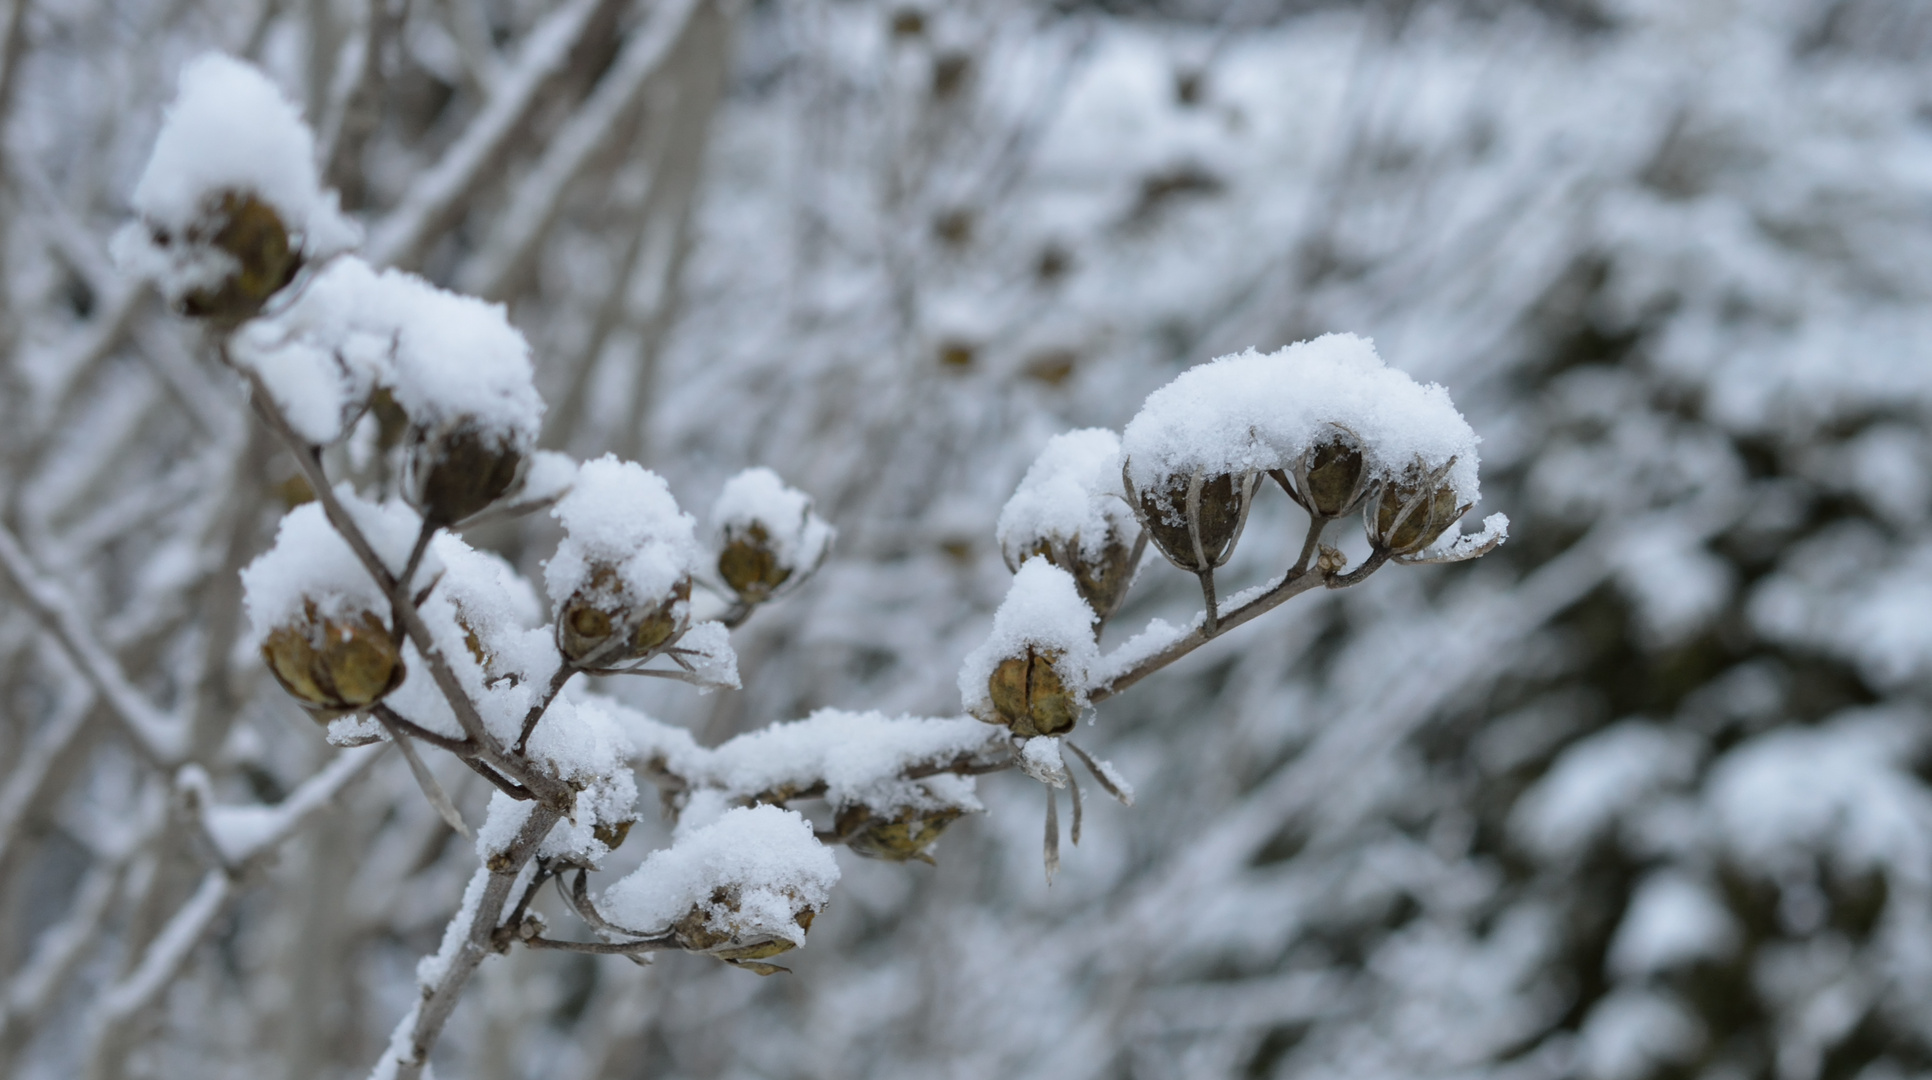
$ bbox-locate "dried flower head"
[260,600,404,717]
[835,803,963,864]
[1279,433,1371,519]
[1126,465,1257,574]
[557,566,692,668]
[987,647,1081,738]
[1368,458,1469,557]
[403,418,528,526]
[173,191,302,322]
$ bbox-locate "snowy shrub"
[3,44,1510,1079]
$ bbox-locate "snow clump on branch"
[232,256,546,523]
[546,456,700,669]
[114,53,356,319]
[997,429,1143,622]
[710,467,834,605]
[240,494,433,716]
[600,805,839,973]
[959,557,1099,739]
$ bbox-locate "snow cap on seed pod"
[997,429,1143,622]
[958,558,1099,739]
[241,495,436,719]
[1120,333,1480,543]
[710,468,834,605]
[546,457,700,669]
[115,53,357,321]
[600,805,839,975]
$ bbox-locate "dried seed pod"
[1016,534,1140,624]
[987,647,1081,738]
[718,522,792,603]
[1368,459,1469,557]
[835,804,964,864]
[710,468,834,607]
[403,419,527,527]
[671,886,819,976]
[592,819,633,853]
[260,600,405,717]
[557,566,692,668]
[1125,465,1256,574]
[176,191,303,322]
[1281,435,1370,519]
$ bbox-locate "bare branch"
[0,523,187,765]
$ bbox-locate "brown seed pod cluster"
[259,600,405,718]
[710,468,834,613]
[1011,533,1141,626]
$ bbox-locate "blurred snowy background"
[5,0,1932,1077]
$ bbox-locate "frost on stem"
[710,468,834,606]
[997,429,1144,624]
[242,496,434,717]
[546,456,701,670]
[959,558,1099,739]
[600,805,839,975]
[113,53,357,321]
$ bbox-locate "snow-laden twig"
[459,0,701,300]
[241,373,570,804]
[0,522,187,765]
[0,861,118,1061]
[363,0,609,269]
[191,743,388,866]
[91,870,231,1026]
[0,685,93,878]
[374,804,564,1080]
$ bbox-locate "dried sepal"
[403,418,528,527]
[260,600,404,718]
[834,804,964,864]
[987,648,1081,738]
[557,566,692,669]
[173,190,303,323]
[1367,457,1468,557]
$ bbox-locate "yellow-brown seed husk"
[1137,472,1245,572]
[987,647,1079,738]
[407,421,525,526]
[593,819,633,852]
[557,567,691,667]
[836,804,963,863]
[670,886,817,974]
[718,522,792,603]
[261,602,405,717]
[178,192,302,322]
